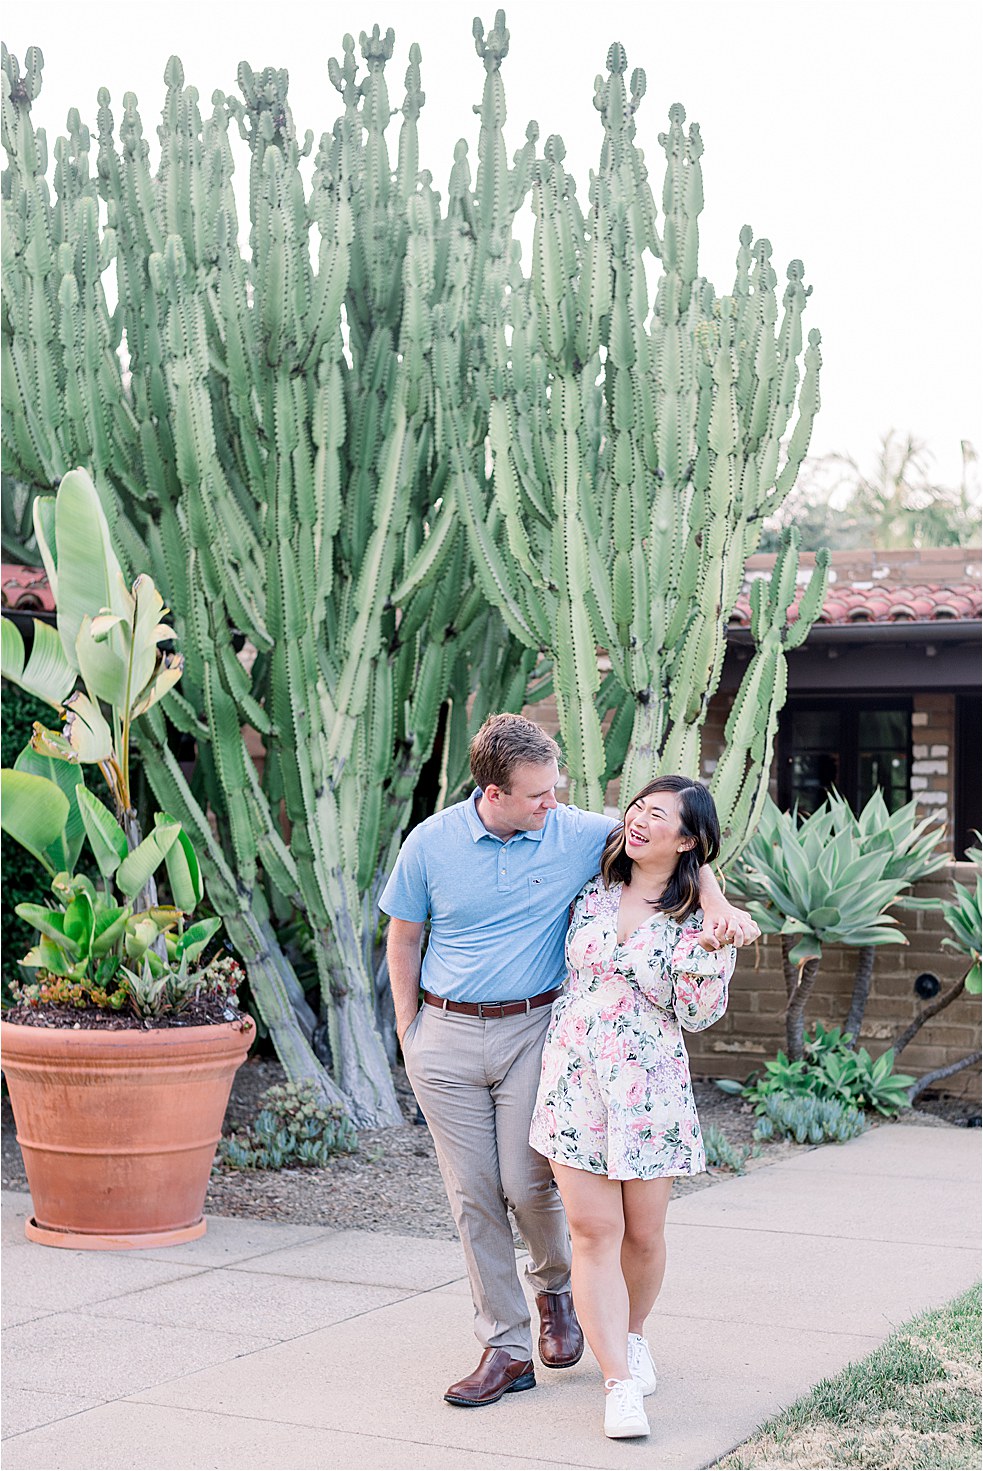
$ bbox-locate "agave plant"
[939,846,983,995]
[0,469,221,1012]
[728,794,910,1058]
[892,845,982,1100]
[829,789,950,887]
[825,790,948,1042]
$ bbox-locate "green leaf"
[124,916,161,960]
[77,785,128,878]
[965,960,982,996]
[52,468,130,667]
[13,744,86,872]
[156,813,203,911]
[15,903,80,957]
[32,495,58,599]
[116,821,181,899]
[0,769,69,875]
[63,691,114,762]
[871,1050,893,1081]
[23,934,82,977]
[788,938,822,968]
[90,904,133,956]
[1,616,76,708]
[175,916,222,965]
[806,906,841,930]
[62,890,96,965]
[75,610,131,708]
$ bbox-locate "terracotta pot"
[0,1016,254,1249]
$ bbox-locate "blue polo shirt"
[379,791,615,1002]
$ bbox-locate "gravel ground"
[3,1052,968,1240]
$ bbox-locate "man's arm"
[387,918,426,1043]
[697,864,760,950]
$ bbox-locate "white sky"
[5,0,982,489]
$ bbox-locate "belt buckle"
[477,1001,505,1019]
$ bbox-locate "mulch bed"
[4,1048,966,1241]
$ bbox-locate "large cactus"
[459,39,828,857]
[2,18,827,1125]
[0,30,543,1124]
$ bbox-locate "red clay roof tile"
[728,581,981,628]
[1,563,56,613]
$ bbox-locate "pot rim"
[1,1014,255,1058]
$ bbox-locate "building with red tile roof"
[709,546,980,860]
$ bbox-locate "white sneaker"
[603,1377,650,1438]
[627,1332,657,1395]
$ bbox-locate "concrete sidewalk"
[2,1124,980,1470]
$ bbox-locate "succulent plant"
[752,1093,867,1145]
[218,1081,358,1169]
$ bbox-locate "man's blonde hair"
[469,714,561,793]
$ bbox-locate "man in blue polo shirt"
[381,714,755,1409]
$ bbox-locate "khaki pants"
[402,1001,572,1359]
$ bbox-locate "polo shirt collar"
[464,788,547,843]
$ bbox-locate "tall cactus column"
[463,42,828,859]
[1,27,543,1125]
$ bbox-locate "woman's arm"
[670,924,737,1032]
[697,865,759,950]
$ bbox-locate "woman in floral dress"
[529,775,736,1439]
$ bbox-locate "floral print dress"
[529,876,736,1179]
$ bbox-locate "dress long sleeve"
[668,922,736,1033]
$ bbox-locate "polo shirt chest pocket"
[527,869,567,913]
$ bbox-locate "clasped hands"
[697,902,760,951]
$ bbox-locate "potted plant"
[1,469,254,1249]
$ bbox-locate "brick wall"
[911,692,956,847]
[685,866,982,1102]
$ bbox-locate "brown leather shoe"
[536,1290,585,1367]
[443,1348,536,1407]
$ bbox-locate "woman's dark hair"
[599,775,721,920]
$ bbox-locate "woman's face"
[623,789,694,868]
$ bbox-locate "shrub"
[720,1022,916,1119]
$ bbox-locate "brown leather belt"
[422,986,563,1019]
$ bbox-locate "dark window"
[955,694,982,860]
[778,698,912,816]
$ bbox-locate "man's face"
[485,759,560,833]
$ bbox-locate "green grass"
[716,1282,982,1470]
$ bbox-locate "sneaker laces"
[604,1378,640,1415]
